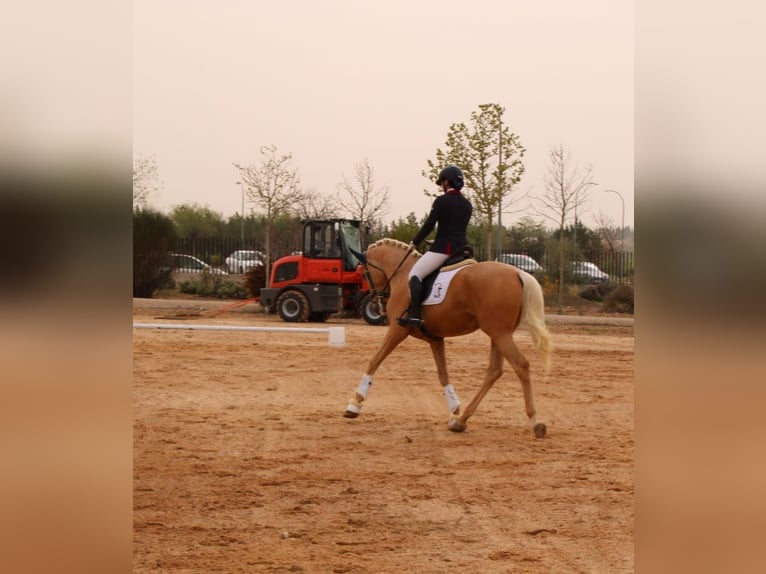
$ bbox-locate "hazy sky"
[134,0,633,228]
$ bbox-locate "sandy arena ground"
[133,301,634,573]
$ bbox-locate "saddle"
[420,245,476,303]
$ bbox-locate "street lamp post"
[604,189,625,249]
[604,188,625,282]
[236,181,246,248]
[496,116,503,261]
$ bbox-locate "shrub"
[578,283,615,302]
[603,285,634,314]
[133,209,177,297]
[177,277,248,299]
[216,280,248,299]
[244,266,268,297]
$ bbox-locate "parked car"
[497,253,544,274]
[570,261,609,284]
[225,250,265,274]
[169,253,228,275]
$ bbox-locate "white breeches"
[409,251,449,280]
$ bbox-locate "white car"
[570,261,609,284]
[225,250,265,274]
[169,253,228,275]
[497,253,544,274]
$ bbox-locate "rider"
[398,165,473,328]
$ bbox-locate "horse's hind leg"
[494,332,546,438]
[343,325,410,418]
[448,342,504,432]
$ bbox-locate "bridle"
[362,245,415,302]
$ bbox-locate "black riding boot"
[398,276,425,328]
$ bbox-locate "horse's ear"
[349,247,366,264]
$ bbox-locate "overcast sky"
[134,0,633,229]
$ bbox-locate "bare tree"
[234,145,304,280]
[593,211,620,252]
[294,188,339,220]
[133,153,161,208]
[337,159,390,242]
[535,144,596,308]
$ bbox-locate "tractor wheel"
[276,291,311,322]
[360,293,387,326]
[309,312,332,323]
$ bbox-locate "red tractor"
[259,219,386,325]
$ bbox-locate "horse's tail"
[518,270,553,375]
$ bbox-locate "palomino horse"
[343,238,552,438]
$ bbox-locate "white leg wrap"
[444,384,460,413]
[356,374,373,400]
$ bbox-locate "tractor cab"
[302,219,364,280]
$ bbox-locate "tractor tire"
[360,293,387,326]
[276,290,311,322]
[309,311,332,322]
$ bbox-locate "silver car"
[225,250,265,274]
[169,253,228,275]
[570,261,609,284]
[497,253,544,274]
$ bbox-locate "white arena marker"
[132,323,345,346]
[328,327,345,347]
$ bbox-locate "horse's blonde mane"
[368,238,421,258]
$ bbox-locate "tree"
[337,159,390,243]
[294,188,339,220]
[170,203,225,240]
[234,145,305,280]
[133,208,177,297]
[593,211,620,252]
[506,216,548,261]
[386,212,423,244]
[133,153,161,208]
[423,103,526,257]
[535,144,596,307]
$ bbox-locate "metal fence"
[174,237,634,286]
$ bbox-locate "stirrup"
[397,316,424,328]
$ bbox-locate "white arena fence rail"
[132,323,345,346]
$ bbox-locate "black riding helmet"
[435,165,465,190]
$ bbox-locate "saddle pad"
[423,262,473,306]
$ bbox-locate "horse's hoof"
[533,422,547,438]
[343,410,359,419]
[448,418,466,433]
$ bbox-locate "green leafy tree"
[170,203,225,240]
[234,145,305,280]
[506,216,548,261]
[423,103,526,257]
[133,208,177,297]
[553,220,602,256]
[168,203,225,266]
[386,212,424,244]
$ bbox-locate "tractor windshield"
[338,222,363,271]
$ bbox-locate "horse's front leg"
[343,325,410,418]
[426,338,464,431]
